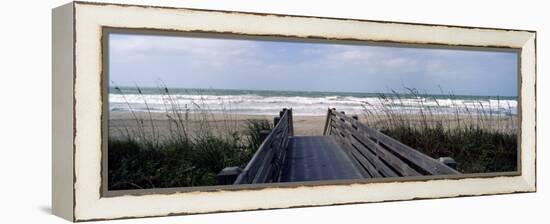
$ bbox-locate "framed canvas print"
[52,1,536,222]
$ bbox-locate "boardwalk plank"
[331,116,419,176]
[280,136,363,182]
[330,117,400,177]
[333,111,459,175]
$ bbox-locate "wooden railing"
[324,108,459,177]
[234,108,293,184]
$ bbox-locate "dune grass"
[108,84,272,190]
[361,89,518,173]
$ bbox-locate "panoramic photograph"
[106,32,518,190]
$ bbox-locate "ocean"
[109,87,518,116]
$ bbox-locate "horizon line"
[109,85,518,98]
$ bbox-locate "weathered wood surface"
[234,109,293,184]
[324,108,459,177]
[235,107,458,185]
[280,136,363,182]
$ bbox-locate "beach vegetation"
[108,84,271,190]
[361,88,517,173]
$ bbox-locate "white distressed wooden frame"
[52,1,536,222]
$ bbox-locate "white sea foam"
[109,93,517,116]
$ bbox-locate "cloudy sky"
[109,33,518,96]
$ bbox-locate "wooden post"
[280,108,287,117]
[438,157,457,169]
[259,130,270,143]
[288,109,294,136]
[274,117,280,126]
[323,108,332,135]
[351,115,359,130]
[216,166,243,185]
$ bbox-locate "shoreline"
[109,111,328,138]
[109,110,517,141]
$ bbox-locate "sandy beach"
[358,113,518,132]
[109,110,517,142]
[109,111,328,140]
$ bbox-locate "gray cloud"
[109,34,518,96]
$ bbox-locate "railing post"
[259,130,270,143]
[288,109,294,136]
[438,157,457,169]
[216,166,242,185]
[274,117,280,126]
[323,108,332,135]
[280,108,286,117]
[351,115,359,130]
[275,108,287,126]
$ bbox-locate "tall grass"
[361,88,518,173]
[108,84,271,190]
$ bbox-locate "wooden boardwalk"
[280,136,363,182]
[225,108,460,185]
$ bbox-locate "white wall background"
[0,0,546,223]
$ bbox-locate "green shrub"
[362,88,518,173]
[108,84,272,190]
